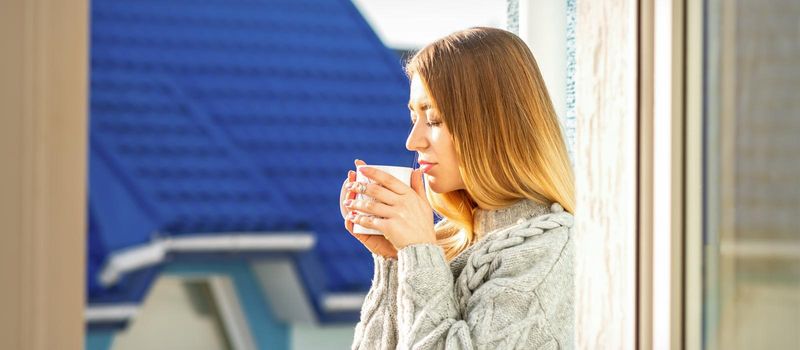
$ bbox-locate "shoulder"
[483,202,573,255]
[466,203,574,290]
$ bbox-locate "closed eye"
[410,119,442,128]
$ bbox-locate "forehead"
[408,74,431,109]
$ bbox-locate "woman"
[339,27,575,349]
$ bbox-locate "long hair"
[405,27,575,261]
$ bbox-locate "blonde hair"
[405,27,575,261]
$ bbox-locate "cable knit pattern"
[352,199,574,349]
[352,253,399,350]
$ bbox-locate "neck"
[472,198,552,237]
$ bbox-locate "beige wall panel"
[0,0,89,349]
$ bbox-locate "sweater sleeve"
[351,253,400,350]
[395,241,568,349]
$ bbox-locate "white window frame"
[572,0,694,348]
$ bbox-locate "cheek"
[429,132,463,188]
[433,131,458,166]
[431,130,453,160]
[442,138,464,188]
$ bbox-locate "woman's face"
[406,74,465,193]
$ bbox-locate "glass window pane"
[703,0,800,348]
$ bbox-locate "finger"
[350,213,385,232]
[353,233,372,241]
[347,181,398,206]
[347,171,357,200]
[358,167,409,195]
[352,160,366,200]
[340,178,349,199]
[344,216,354,233]
[359,234,388,253]
[355,234,397,258]
[410,169,426,198]
[341,176,353,197]
[340,178,351,214]
[345,198,395,218]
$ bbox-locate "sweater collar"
[472,198,552,238]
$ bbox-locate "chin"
[425,175,453,194]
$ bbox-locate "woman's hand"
[343,164,436,250]
[340,159,398,259]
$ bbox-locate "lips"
[418,161,437,173]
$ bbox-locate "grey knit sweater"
[351,199,575,349]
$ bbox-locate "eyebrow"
[407,102,432,112]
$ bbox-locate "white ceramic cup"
[352,165,414,235]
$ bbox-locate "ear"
[410,169,426,197]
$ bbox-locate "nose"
[405,123,428,152]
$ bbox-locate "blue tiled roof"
[88,204,162,305]
[88,0,414,323]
